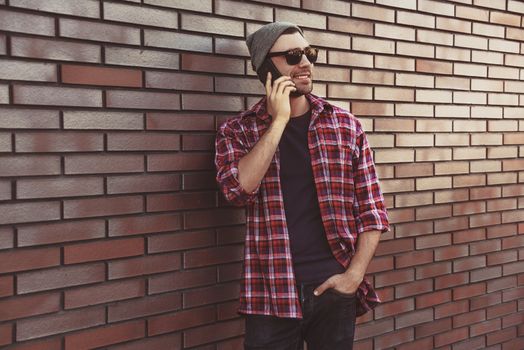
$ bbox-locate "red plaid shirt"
[215,93,389,318]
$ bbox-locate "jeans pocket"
[328,288,356,299]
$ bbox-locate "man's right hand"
[265,72,296,125]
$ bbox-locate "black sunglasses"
[267,46,319,65]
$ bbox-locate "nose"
[299,53,312,67]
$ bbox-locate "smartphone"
[256,57,282,84]
[256,58,300,96]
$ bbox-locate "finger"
[265,72,271,96]
[276,80,295,96]
[313,281,333,296]
[271,75,292,93]
[282,85,297,96]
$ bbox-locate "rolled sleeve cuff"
[219,158,261,206]
[356,209,390,234]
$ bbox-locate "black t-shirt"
[278,109,346,284]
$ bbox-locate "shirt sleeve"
[352,127,390,234]
[215,120,261,207]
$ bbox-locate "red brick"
[64,320,145,350]
[63,195,143,219]
[181,54,244,75]
[107,333,181,350]
[0,201,60,225]
[0,292,60,321]
[148,230,215,253]
[395,250,433,269]
[107,132,180,151]
[184,318,244,348]
[4,336,57,349]
[182,134,215,151]
[0,323,12,347]
[0,247,60,274]
[17,176,103,199]
[11,37,101,63]
[60,18,140,45]
[105,47,179,70]
[15,131,103,152]
[454,282,487,300]
[13,85,102,107]
[395,279,433,299]
[148,267,215,294]
[396,308,434,329]
[106,90,180,110]
[183,208,245,229]
[17,263,105,294]
[18,219,105,247]
[184,245,243,268]
[487,301,517,319]
[148,305,215,336]
[62,64,142,87]
[454,255,487,272]
[471,239,502,255]
[0,9,54,36]
[183,282,239,308]
[107,174,181,194]
[63,111,143,130]
[471,291,502,310]
[183,172,217,191]
[488,250,518,266]
[65,154,144,174]
[417,289,454,310]
[108,292,181,322]
[434,326,469,347]
[376,238,415,256]
[435,244,469,261]
[416,233,451,249]
[453,309,486,328]
[417,261,452,279]
[108,213,181,237]
[146,192,216,212]
[487,327,518,347]
[218,262,242,283]
[374,327,414,349]
[16,307,105,341]
[0,275,13,298]
[146,113,214,131]
[64,237,144,264]
[435,272,469,290]
[65,279,146,309]
[108,252,181,279]
[487,275,517,293]
[375,268,415,288]
[416,317,452,337]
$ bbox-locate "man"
[215,22,389,350]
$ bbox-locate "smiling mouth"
[293,73,311,81]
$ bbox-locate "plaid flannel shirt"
[215,93,390,318]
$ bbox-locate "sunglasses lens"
[286,50,303,65]
[305,47,318,63]
[285,47,318,65]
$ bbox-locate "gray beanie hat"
[246,21,304,72]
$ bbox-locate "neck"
[289,94,310,118]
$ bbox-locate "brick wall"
[0,0,522,349]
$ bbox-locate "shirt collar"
[240,93,332,122]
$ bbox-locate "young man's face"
[268,32,314,96]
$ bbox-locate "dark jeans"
[243,282,357,350]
